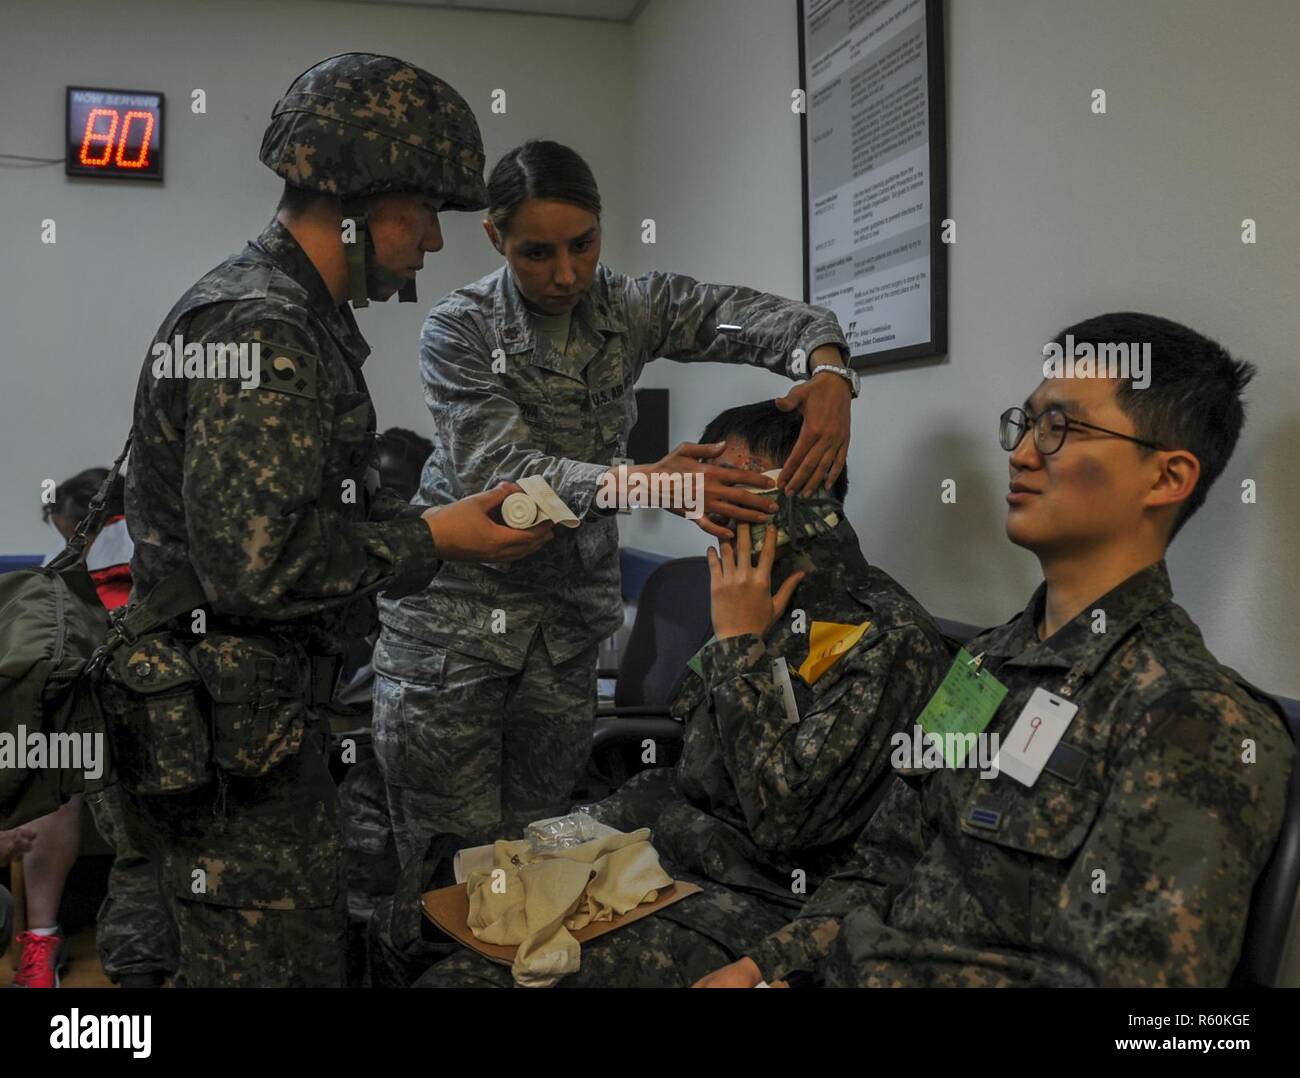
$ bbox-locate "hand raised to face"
[706,521,808,640]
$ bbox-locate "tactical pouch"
[99,633,213,795]
[190,633,306,777]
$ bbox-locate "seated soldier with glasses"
[700,311,1294,989]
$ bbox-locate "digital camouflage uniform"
[118,54,486,987]
[84,784,178,982]
[375,263,851,861]
[377,513,950,987]
[340,759,399,927]
[745,561,1295,988]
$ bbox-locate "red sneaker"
[12,931,66,988]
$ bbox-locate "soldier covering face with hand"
[371,403,948,988]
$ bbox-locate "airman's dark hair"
[486,140,601,237]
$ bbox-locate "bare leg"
[22,796,82,928]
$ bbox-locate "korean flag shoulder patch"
[256,341,319,400]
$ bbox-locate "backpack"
[0,435,205,829]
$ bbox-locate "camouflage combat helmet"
[260,53,487,307]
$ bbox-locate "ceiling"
[320,0,650,23]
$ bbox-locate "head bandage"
[732,470,841,554]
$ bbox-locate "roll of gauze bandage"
[502,492,541,528]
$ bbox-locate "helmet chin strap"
[341,200,371,309]
[340,199,418,308]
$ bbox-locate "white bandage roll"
[501,492,540,529]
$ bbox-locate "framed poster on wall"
[799,0,947,367]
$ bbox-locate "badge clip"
[966,651,986,678]
[1058,659,1089,698]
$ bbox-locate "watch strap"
[810,363,859,398]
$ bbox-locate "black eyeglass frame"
[999,405,1166,455]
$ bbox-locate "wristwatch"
[809,363,860,399]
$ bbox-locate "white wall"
[619,0,1300,699]
[3,0,1297,699]
[0,0,632,548]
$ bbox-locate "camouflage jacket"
[748,561,1295,987]
[126,219,441,653]
[378,263,849,665]
[597,518,949,912]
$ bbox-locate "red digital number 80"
[79,107,154,169]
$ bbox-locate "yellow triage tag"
[797,621,872,685]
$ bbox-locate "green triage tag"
[687,635,718,678]
[915,649,1009,767]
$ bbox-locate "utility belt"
[96,622,342,797]
[203,613,344,706]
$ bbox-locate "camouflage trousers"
[372,626,598,863]
[339,758,399,925]
[338,756,400,986]
[83,784,178,981]
[121,728,346,988]
[160,893,346,988]
[413,878,791,988]
[364,774,799,990]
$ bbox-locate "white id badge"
[992,687,1079,787]
[772,657,801,725]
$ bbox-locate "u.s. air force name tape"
[501,475,581,530]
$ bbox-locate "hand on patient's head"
[654,440,778,541]
[703,438,781,530]
[698,406,849,544]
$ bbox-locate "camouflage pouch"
[190,633,306,777]
[100,632,213,795]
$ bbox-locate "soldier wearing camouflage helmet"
[119,53,552,987]
[258,52,490,308]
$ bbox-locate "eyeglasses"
[999,406,1165,456]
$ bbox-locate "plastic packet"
[526,811,598,853]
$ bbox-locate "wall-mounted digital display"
[65,86,164,180]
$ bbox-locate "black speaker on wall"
[627,388,669,464]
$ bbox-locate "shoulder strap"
[41,427,210,665]
[104,563,209,648]
[46,432,134,574]
[84,562,209,678]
